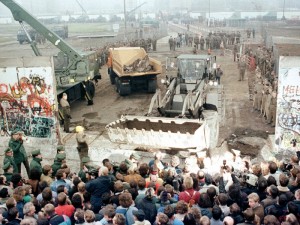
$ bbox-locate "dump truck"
[108,47,162,96]
[1,0,99,105]
[106,54,225,151]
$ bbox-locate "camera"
[242,173,258,186]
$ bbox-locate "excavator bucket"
[105,114,218,150]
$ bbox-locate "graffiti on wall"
[275,65,300,151]
[0,66,56,138]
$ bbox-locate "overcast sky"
[1,0,299,17]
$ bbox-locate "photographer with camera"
[219,161,240,193]
[8,129,30,177]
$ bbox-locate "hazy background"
[0,0,300,16]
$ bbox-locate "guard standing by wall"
[238,57,247,81]
[60,93,71,133]
[8,129,30,176]
[30,149,43,174]
[3,148,18,173]
[267,91,277,127]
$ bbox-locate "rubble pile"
[123,55,153,73]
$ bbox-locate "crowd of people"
[1,132,300,225]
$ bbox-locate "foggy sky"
[1,0,300,17]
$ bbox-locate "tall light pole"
[124,0,127,39]
[282,0,286,20]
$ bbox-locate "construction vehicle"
[108,47,162,96]
[106,54,224,151]
[1,0,99,105]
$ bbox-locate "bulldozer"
[106,54,225,151]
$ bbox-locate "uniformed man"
[200,36,205,50]
[78,156,97,183]
[3,148,18,173]
[125,153,140,170]
[55,145,65,160]
[267,91,277,127]
[168,36,173,51]
[238,57,247,81]
[8,129,30,176]
[76,126,89,164]
[2,162,13,183]
[30,149,43,174]
[51,153,66,177]
[60,93,71,133]
[253,80,263,111]
[216,65,224,85]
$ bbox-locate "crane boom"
[0,0,96,87]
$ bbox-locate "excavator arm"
[0,0,95,86]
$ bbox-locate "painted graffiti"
[0,66,56,138]
[276,64,300,151]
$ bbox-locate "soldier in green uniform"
[30,149,43,174]
[3,148,18,173]
[51,153,66,177]
[8,129,30,176]
[78,156,92,183]
[54,145,65,162]
[2,162,13,183]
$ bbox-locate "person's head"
[207,187,217,201]
[248,193,260,208]
[62,93,68,100]
[84,210,95,223]
[223,216,234,225]
[11,173,22,188]
[57,185,67,194]
[212,205,222,220]
[285,213,299,225]
[183,176,194,189]
[77,182,86,193]
[113,213,126,225]
[37,218,49,225]
[175,200,188,214]
[257,177,268,192]
[243,208,255,222]
[118,192,133,208]
[7,207,19,221]
[251,164,261,177]
[0,176,6,185]
[198,193,212,208]
[189,207,201,222]
[267,185,278,198]
[267,175,277,186]
[156,213,169,225]
[279,173,289,187]
[42,165,52,176]
[103,205,115,221]
[295,189,300,200]
[57,192,67,206]
[137,178,146,191]
[56,169,66,180]
[13,186,24,202]
[42,187,52,201]
[132,209,145,222]
[268,161,278,174]
[278,194,288,206]
[163,205,175,219]
[5,148,13,157]
[23,202,35,216]
[230,203,241,214]
[0,187,9,198]
[74,209,85,223]
[99,167,109,177]
[218,193,228,206]
[138,163,149,177]
[44,204,55,217]
[6,197,17,209]
[72,194,83,209]
[183,213,196,225]
[263,215,280,225]
[199,216,210,225]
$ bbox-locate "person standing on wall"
[216,65,223,85]
[8,129,30,176]
[60,93,71,133]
